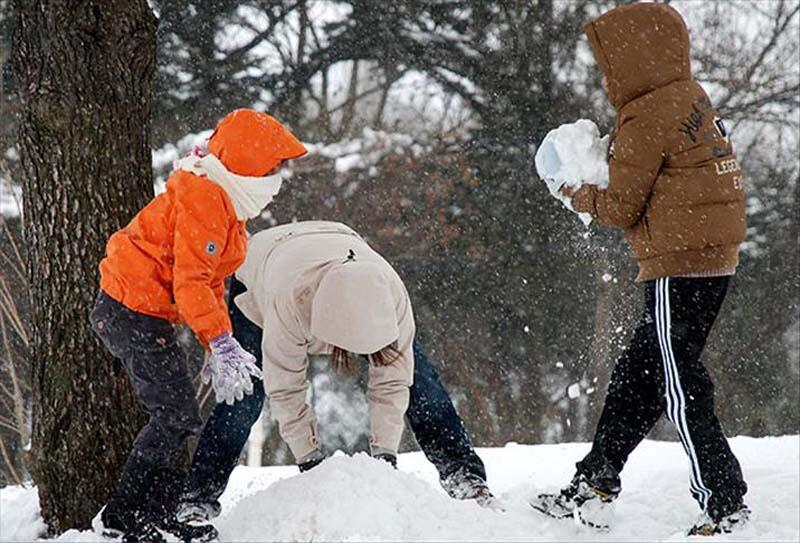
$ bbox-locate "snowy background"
[0,0,798,540]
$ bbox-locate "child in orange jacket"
[90,109,306,542]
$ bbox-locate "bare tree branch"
[717,1,800,112]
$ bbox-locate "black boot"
[156,517,218,543]
[101,509,166,543]
[149,466,219,543]
[101,454,166,542]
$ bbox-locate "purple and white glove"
[203,333,262,405]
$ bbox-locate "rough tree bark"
[13,1,157,533]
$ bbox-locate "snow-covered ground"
[2,436,797,542]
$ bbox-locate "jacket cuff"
[370,445,398,458]
[195,313,233,347]
[369,430,402,457]
[571,185,597,215]
[296,448,325,465]
[288,433,321,462]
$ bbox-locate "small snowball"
[567,383,581,399]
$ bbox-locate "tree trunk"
[340,60,360,136]
[13,0,157,533]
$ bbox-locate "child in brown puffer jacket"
[533,3,749,536]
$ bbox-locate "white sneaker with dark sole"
[531,478,616,531]
[175,501,221,525]
[688,505,751,536]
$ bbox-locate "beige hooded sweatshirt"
[234,221,415,461]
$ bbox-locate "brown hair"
[330,343,402,374]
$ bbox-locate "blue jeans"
[183,279,486,506]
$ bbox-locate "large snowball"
[534,119,610,225]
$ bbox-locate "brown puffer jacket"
[572,3,746,281]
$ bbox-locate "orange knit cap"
[208,109,308,176]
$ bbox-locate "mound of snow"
[535,119,610,225]
[218,453,509,542]
[0,486,46,542]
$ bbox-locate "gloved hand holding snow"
[534,119,610,225]
[204,333,262,405]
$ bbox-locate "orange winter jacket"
[99,109,307,345]
[100,170,247,345]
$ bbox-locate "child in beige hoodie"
[234,220,415,466]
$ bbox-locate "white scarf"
[176,152,283,221]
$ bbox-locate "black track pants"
[577,276,747,520]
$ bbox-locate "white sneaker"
[442,473,504,511]
[688,505,750,536]
[531,476,617,530]
[175,501,221,524]
[471,485,506,511]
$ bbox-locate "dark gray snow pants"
[90,291,202,521]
